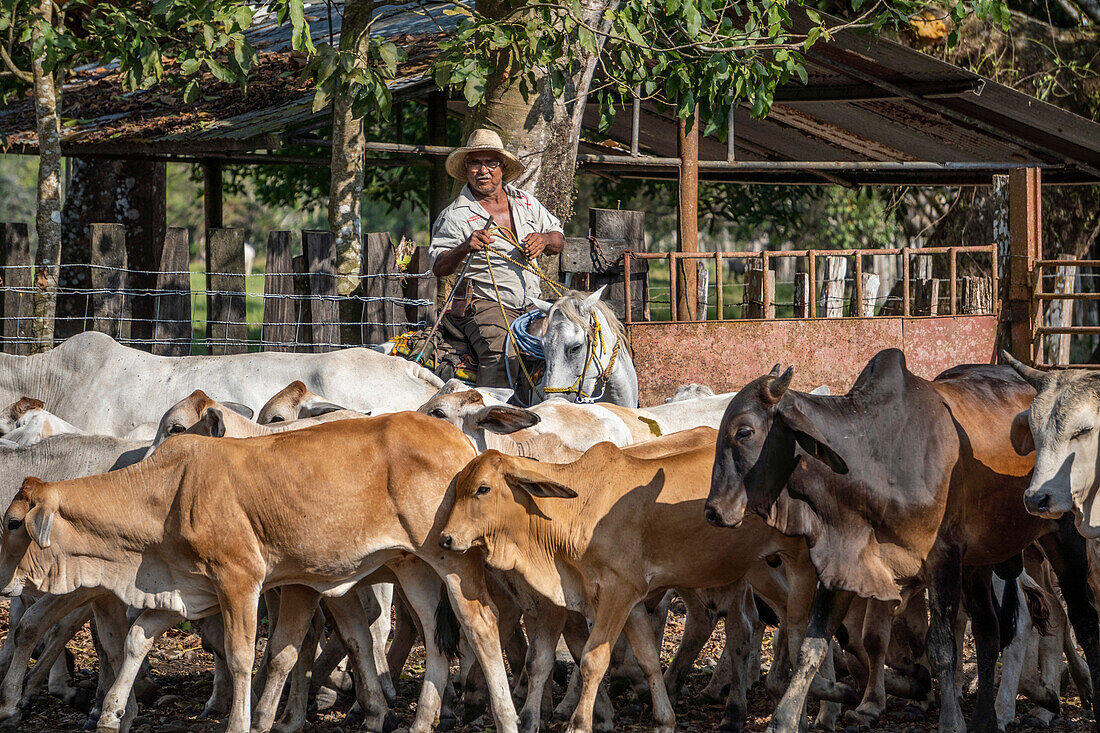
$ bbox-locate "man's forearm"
[545,231,566,255]
[432,244,470,276]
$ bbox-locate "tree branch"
[0,43,33,84]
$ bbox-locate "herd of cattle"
[1,330,1100,733]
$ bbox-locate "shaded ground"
[2,600,1093,733]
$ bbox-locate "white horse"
[531,286,639,407]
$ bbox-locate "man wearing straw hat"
[430,129,565,388]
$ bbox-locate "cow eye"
[168,424,185,434]
[475,485,491,496]
[6,518,22,532]
[430,409,446,419]
[269,416,284,423]
[735,426,754,440]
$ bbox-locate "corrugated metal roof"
[2,3,1098,185]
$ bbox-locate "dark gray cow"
[705,350,1100,733]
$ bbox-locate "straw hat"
[445,129,525,183]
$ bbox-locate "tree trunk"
[466,0,617,226]
[328,0,373,297]
[30,0,62,353]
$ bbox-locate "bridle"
[542,315,621,404]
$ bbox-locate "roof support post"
[202,158,223,241]
[676,108,699,322]
[1006,166,1041,362]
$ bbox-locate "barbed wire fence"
[0,224,435,356]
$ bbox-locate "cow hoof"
[842,708,879,729]
[518,708,539,733]
[0,712,21,731]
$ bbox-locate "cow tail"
[1021,575,1053,637]
[753,594,780,627]
[997,579,1020,653]
[434,591,461,660]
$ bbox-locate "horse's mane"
[552,290,629,349]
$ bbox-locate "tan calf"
[439,429,813,733]
[0,413,519,733]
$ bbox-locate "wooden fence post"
[1008,167,1041,361]
[206,228,247,355]
[1047,254,1077,365]
[793,272,810,318]
[303,230,339,352]
[88,224,130,341]
[405,247,437,329]
[961,276,994,315]
[361,232,403,346]
[820,256,847,317]
[849,273,880,317]
[262,231,297,352]
[152,227,191,356]
[742,264,775,319]
[913,279,942,316]
[587,209,647,321]
[0,223,32,354]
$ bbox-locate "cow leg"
[219,587,263,733]
[363,582,397,704]
[714,585,756,733]
[767,583,854,733]
[439,557,519,733]
[926,547,966,733]
[518,602,567,733]
[89,596,140,733]
[323,589,391,732]
[961,567,999,733]
[569,593,637,733]
[387,587,421,680]
[664,588,718,705]
[1041,517,1100,727]
[251,585,321,733]
[397,560,460,733]
[994,578,1030,731]
[272,608,324,733]
[555,610,615,732]
[23,605,93,711]
[193,615,232,717]
[844,598,891,728]
[623,602,676,733]
[97,608,181,733]
[0,589,96,727]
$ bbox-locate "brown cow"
[439,428,818,733]
[0,413,520,733]
[706,350,1100,733]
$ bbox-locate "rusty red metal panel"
[629,315,998,406]
[901,315,999,378]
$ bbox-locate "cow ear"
[503,463,578,499]
[25,492,58,549]
[529,297,554,314]
[303,401,345,417]
[776,401,849,475]
[474,405,540,434]
[222,402,254,420]
[203,408,227,438]
[769,364,782,377]
[1010,409,1035,456]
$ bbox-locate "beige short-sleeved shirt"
[428,184,563,310]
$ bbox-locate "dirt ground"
[4,599,1095,733]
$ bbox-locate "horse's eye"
[475,485,491,496]
[735,426,754,440]
[1073,426,1093,440]
[168,424,185,434]
[6,518,22,532]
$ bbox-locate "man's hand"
[464,229,493,253]
[522,232,550,259]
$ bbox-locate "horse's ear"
[582,286,607,313]
[530,297,554,314]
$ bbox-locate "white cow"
[0,332,443,436]
[0,398,83,447]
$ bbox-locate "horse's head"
[533,286,629,403]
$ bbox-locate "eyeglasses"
[466,158,502,171]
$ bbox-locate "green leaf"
[202,23,215,50]
[151,0,172,15]
[794,63,807,85]
[183,79,200,103]
[179,57,201,75]
[312,83,332,112]
[464,74,486,106]
[205,57,235,83]
[378,42,399,76]
[234,6,253,31]
[805,7,821,24]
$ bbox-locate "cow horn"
[769,364,782,377]
[765,367,794,404]
[1001,350,1048,389]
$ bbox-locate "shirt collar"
[454,184,526,220]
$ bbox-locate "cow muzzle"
[0,578,24,598]
[1022,484,1071,519]
[704,497,744,529]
